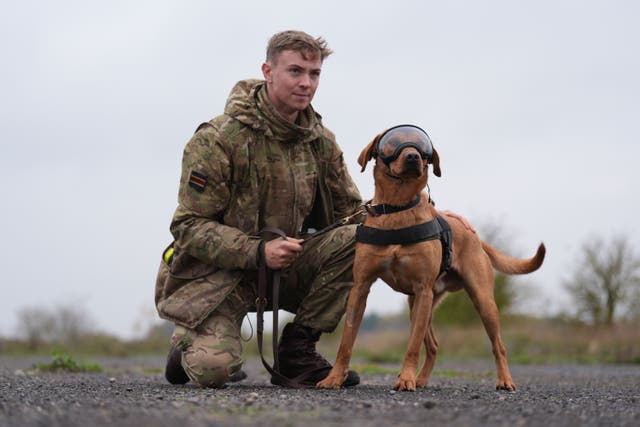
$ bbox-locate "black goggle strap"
[374,124,434,165]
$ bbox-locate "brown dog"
[317,125,545,392]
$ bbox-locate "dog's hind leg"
[408,295,439,388]
[462,263,516,391]
[416,325,438,387]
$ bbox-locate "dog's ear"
[358,133,382,172]
[431,147,441,177]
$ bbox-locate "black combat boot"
[271,323,360,388]
[165,345,190,385]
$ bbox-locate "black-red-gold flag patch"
[189,170,208,193]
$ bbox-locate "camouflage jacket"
[155,79,362,328]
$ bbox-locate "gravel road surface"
[1,356,639,427]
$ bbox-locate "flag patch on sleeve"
[188,170,208,193]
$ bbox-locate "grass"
[349,363,493,378]
[2,315,639,366]
[432,369,494,379]
[315,315,640,365]
[351,363,398,375]
[32,350,103,373]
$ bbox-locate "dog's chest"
[376,248,434,294]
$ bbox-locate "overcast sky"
[1,0,638,338]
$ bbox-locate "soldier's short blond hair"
[266,30,333,63]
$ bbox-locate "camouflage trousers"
[170,224,356,388]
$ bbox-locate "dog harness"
[356,211,453,274]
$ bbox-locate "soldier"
[155,30,363,388]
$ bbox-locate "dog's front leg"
[396,286,433,391]
[316,278,374,389]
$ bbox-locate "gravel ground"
[1,355,639,427]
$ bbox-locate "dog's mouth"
[400,159,424,177]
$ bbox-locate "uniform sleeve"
[325,141,364,221]
[169,128,261,270]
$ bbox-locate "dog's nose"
[405,152,421,162]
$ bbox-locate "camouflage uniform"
[155,79,362,387]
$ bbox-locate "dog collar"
[364,194,422,217]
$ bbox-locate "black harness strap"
[356,215,453,273]
[436,216,453,273]
[356,218,443,245]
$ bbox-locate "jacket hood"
[223,79,324,143]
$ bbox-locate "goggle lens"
[376,125,434,165]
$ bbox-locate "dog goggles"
[375,124,434,166]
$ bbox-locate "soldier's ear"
[358,132,383,172]
[261,62,272,84]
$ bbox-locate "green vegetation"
[564,235,640,326]
[2,312,638,366]
[32,350,102,373]
[350,363,397,375]
[432,369,493,379]
[0,322,172,357]
[433,273,514,325]
[315,313,640,366]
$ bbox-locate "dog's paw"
[496,379,516,392]
[415,377,430,388]
[394,377,417,392]
[316,375,344,390]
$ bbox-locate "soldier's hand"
[264,236,304,270]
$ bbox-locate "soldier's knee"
[182,349,243,388]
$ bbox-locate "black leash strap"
[301,208,365,240]
[256,227,303,388]
[255,214,363,388]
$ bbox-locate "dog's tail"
[482,242,546,275]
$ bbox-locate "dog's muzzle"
[402,151,424,174]
[375,124,434,166]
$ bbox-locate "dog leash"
[255,210,365,388]
[300,208,365,240]
[255,227,305,388]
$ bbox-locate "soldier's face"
[262,49,322,122]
